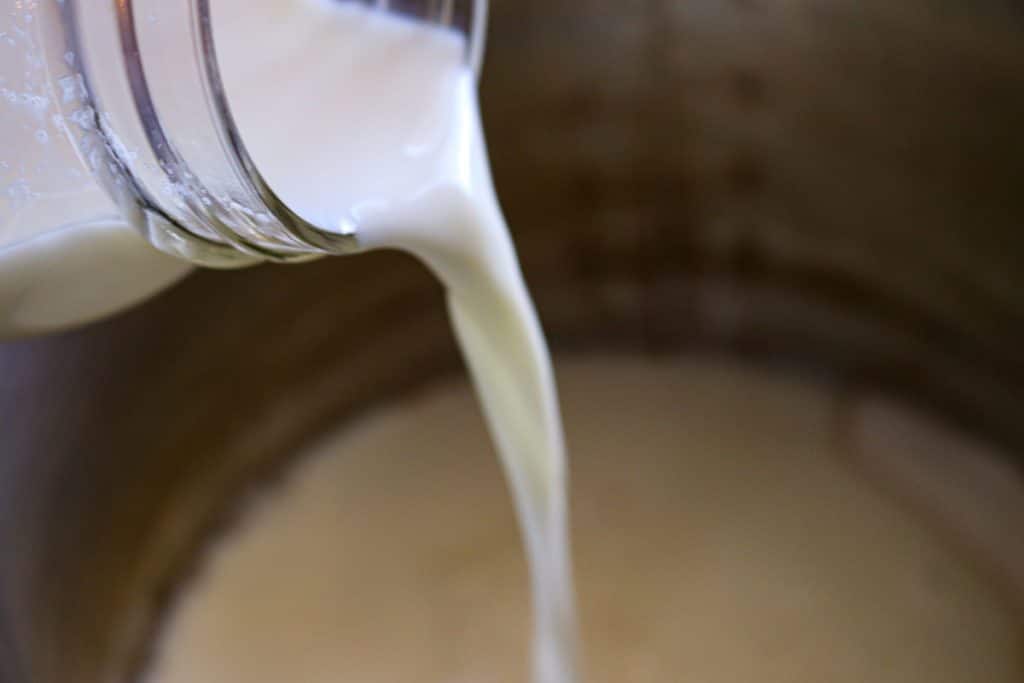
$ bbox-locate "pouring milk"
[186,2,578,682]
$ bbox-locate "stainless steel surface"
[1,1,1023,681]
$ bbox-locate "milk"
[142,356,1024,682]
[212,2,578,682]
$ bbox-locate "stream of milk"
[209,2,577,681]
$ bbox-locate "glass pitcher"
[0,0,486,337]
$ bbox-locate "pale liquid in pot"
[143,356,1023,682]
[140,2,1023,682]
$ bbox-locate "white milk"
[142,356,1024,682]
[213,2,578,682]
